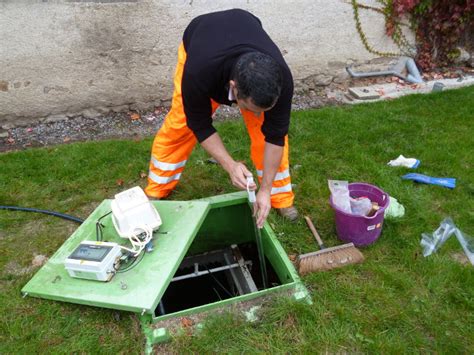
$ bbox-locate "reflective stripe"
[256,169,290,181]
[151,156,187,171]
[149,171,182,184]
[271,183,292,195]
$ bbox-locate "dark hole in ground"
[238,242,280,289]
[155,242,281,316]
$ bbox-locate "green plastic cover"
[22,199,210,314]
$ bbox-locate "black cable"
[204,266,234,298]
[0,205,84,224]
[117,252,145,273]
[94,210,149,272]
[96,211,112,241]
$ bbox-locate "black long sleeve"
[181,9,293,146]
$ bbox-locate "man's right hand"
[228,161,256,190]
[201,133,257,191]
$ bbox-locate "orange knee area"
[271,192,294,209]
[144,181,176,199]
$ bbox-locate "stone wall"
[0,0,411,129]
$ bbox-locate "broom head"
[297,242,364,275]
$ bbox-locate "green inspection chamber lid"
[22,199,210,314]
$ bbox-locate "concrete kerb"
[346,75,474,104]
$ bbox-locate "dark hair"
[232,52,282,109]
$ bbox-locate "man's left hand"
[254,189,271,228]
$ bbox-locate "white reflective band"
[151,157,187,171]
[271,183,292,195]
[149,171,182,184]
[256,169,290,181]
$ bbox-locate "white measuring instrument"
[110,186,162,256]
[65,187,162,281]
[64,241,122,282]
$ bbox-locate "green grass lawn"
[1,86,473,353]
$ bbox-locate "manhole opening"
[155,242,280,316]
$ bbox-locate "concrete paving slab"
[348,87,381,100]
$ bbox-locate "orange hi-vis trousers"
[145,43,294,208]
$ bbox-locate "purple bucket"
[329,183,390,247]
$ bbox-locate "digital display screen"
[69,244,112,262]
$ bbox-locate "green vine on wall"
[350,0,415,58]
[351,0,474,70]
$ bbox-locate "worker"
[145,9,298,228]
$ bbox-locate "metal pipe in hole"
[254,220,269,289]
[247,176,269,289]
[171,261,252,282]
[158,301,166,315]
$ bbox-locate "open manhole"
[22,192,310,353]
[156,243,281,316]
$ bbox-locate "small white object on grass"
[387,154,420,168]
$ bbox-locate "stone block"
[0,81,9,92]
[348,87,380,100]
[454,47,470,64]
[81,109,101,119]
[333,70,350,84]
[313,74,333,86]
[44,114,68,123]
[111,105,130,113]
[327,61,346,69]
[129,102,153,111]
[1,123,15,130]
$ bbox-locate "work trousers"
[145,43,294,208]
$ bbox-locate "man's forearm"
[201,132,255,191]
[200,132,235,173]
[261,142,284,193]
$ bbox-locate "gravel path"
[2,67,469,153]
[0,91,331,153]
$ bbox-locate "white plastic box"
[111,186,162,238]
[64,241,122,281]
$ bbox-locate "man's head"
[230,52,282,115]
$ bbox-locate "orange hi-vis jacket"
[145,9,294,208]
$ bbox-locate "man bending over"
[145,9,298,228]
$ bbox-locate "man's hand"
[199,132,278,229]
[229,161,256,190]
[251,141,284,228]
[254,188,271,228]
[200,133,256,191]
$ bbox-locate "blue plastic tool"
[402,173,456,189]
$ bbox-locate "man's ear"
[229,80,238,99]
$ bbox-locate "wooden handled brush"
[297,216,364,275]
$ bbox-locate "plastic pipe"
[0,206,84,224]
[346,57,423,84]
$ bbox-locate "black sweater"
[181,9,293,147]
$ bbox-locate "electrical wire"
[204,266,234,298]
[2,204,152,275]
[212,287,222,301]
[95,212,153,272]
[0,205,84,224]
[96,211,112,241]
[117,251,145,273]
[95,213,151,275]
[116,225,153,257]
[96,211,153,256]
